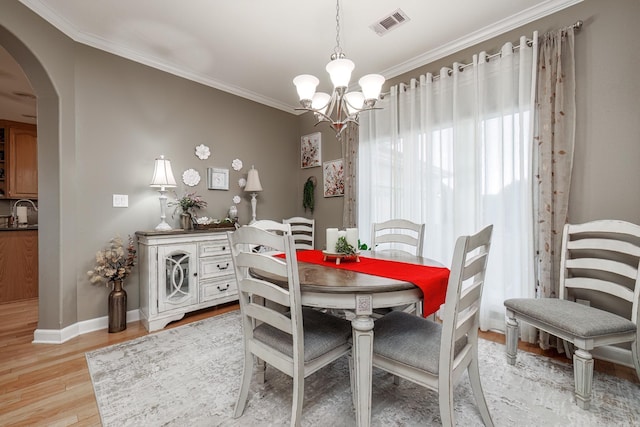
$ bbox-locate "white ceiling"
[2,0,581,123]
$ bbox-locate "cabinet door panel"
[8,127,37,198]
[158,244,198,312]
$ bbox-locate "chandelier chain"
[334,0,342,57]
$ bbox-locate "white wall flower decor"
[232,158,243,171]
[195,144,211,160]
[233,195,241,204]
[182,168,201,186]
[238,177,246,188]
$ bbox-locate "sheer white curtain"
[359,35,538,331]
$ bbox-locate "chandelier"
[293,0,385,136]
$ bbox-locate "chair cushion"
[253,307,351,362]
[372,311,467,374]
[504,298,636,338]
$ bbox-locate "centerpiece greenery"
[335,236,357,255]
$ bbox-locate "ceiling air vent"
[370,9,410,36]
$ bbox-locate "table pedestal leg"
[352,294,374,427]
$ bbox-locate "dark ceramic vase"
[108,280,127,333]
[180,213,192,230]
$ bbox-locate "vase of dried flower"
[108,280,127,333]
[180,213,192,230]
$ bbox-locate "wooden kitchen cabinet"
[0,120,38,199]
[0,229,38,303]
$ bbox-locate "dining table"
[263,249,450,427]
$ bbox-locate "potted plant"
[169,191,208,230]
[87,235,137,333]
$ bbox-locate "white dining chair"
[228,227,352,427]
[505,220,640,409]
[246,219,291,253]
[371,218,425,257]
[282,217,315,249]
[371,219,426,315]
[368,225,494,427]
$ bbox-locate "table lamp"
[150,155,177,231]
[244,165,263,224]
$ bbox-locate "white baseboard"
[32,309,141,344]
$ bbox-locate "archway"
[0,25,62,332]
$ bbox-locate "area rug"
[86,311,640,426]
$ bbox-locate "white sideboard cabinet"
[136,228,238,332]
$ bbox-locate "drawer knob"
[222,246,226,251]
[217,263,230,270]
[217,284,230,292]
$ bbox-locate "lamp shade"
[326,58,354,89]
[359,74,385,101]
[245,166,263,192]
[293,74,320,102]
[150,155,177,188]
[344,91,365,115]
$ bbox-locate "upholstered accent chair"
[504,220,640,410]
[228,227,352,426]
[369,225,494,426]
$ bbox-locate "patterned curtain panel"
[341,122,358,228]
[534,27,576,349]
[534,28,576,300]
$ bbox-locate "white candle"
[326,228,339,252]
[346,228,358,249]
[17,206,27,224]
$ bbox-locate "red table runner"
[279,250,450,317]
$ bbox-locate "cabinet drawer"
[200,275,237,303]
[199,255,233,279]
[199,238,230,258]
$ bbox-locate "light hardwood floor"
[1,299,637,426]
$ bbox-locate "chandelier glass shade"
[293,1,385,136]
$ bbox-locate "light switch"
[113,194,128,207]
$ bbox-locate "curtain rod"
[384,20,583,92]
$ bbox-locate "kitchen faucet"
[11,199,38,226]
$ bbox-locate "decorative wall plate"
[195,144,211,160]
[182,168,201,186]
[233,195,241,204]
[232,158,243,171]
[238,177,246,188]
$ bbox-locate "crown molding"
[380,0,583,80]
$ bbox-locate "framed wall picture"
[323,159,344,197]
[301,132,321,168]
[207,167,229,190]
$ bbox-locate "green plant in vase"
[169,191,207,229]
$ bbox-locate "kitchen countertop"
[0,225,38,231]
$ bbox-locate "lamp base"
[250,192,258,224]
[155,220,172,231]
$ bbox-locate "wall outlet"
[113,194,128,207]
